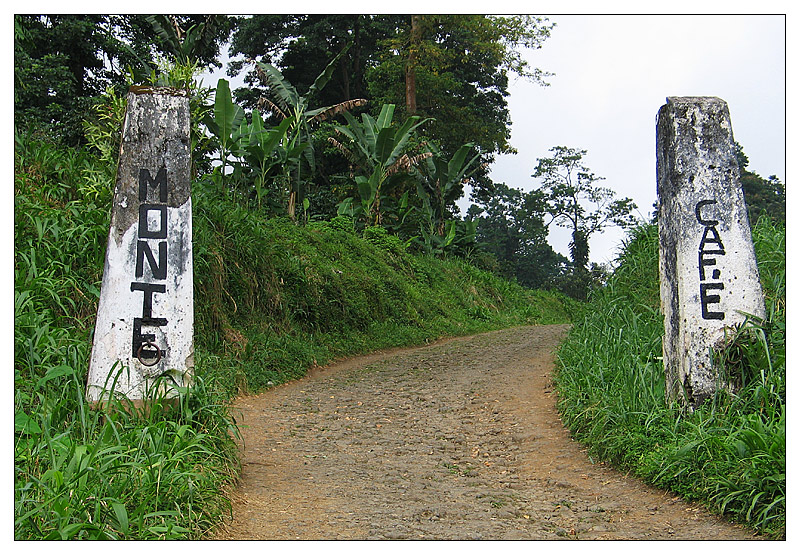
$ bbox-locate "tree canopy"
[14,15,232,145]
[468,183,566,289]
[365,15,555,201]
[734,142,785,225]
[531,146,637,299]
[228,15,554,203]
[229,15,400,109]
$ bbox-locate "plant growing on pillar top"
[83,58,215,184]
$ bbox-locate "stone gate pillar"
[656,96,765,410]
[87,87,194,405]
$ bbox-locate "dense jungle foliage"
[14,14,784,539]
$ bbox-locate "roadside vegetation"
[554,217,786,538]
[15,14,783,541]
[193,188,577,396]
[14,128,575,539]
[14,130,239,539]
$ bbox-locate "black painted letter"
[138,204,167,239]
[700,282,725,320]
[695,199,719,226]
[135,240,167,279]
[139,167,167,203]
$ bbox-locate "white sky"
[477,14,787,265]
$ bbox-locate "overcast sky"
[472,14,786,265]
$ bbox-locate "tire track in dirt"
[215,325,756,540]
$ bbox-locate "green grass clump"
[554,219,785,538]
[14,371,239,539]
[14,132,239,539]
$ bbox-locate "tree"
[229,15,399,109]
[366,15,555,201]
[145,15,232,68]
[468,183,567,289]
[15,15,139,144]
[230,15,555,203]
[202,78,305,212]
[414,143,480,234]
[14,15,231,146]
[405,15,422,115]
[532,146,637,299]
[227,15,406,216]
[409,143,482,254]
[225,15,556,214]
[734,142,786,225]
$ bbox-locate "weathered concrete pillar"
[87,87,194,405]
[656,96,765,410]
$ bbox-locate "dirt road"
[215,325,755,540]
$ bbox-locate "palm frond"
[386,152,433,176]
[256,96,288,121]
[253,61,298,114]
[327,137,358,166]
[308,99,368,124]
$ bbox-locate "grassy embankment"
[14,131,576,539]
[554,218,785,538]
[192,189,577,396]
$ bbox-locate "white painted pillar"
[656,96,765,410]
[87,87,194,404]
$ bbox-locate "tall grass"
[554,219,786,537]
[14,131,239,539]
[15,371,239,539]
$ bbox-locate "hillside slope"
[192,185,577,395]
[13,134,575,539]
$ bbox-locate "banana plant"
[414,212,477,256]
[331,103,431,225]
[235,111,306,209]
[415,142,481,236]
[254,42,366,221]
[409,142,480,254]
[204,78,309,207]
[203,78,244,192]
